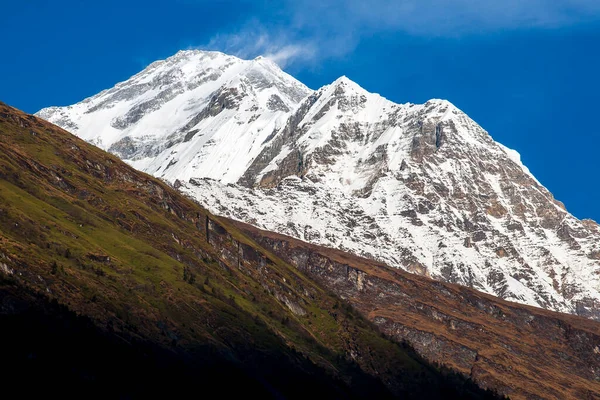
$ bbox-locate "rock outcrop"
[234,220,600,400]
[37,50,600,319]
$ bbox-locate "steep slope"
[234,219,600,399]
[37,52,600,320]
[0,102,499,399]
[182,77,600,318]
[37,50,311,183]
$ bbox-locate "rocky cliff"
[1,101,500,399]
[38,50,600,320]
[234,219,600,399]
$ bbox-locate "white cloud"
[198,0,600,67]
[287,0,600,34]
[202,20,317,68]
[264,44,317,68]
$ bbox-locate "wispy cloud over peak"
[194,0,600,68]
[200,20,317,68]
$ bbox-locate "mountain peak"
[251,55,287,73]
[328,75,364,93]
[425,98,454,109]
[171,48,233,60]
[36,50,600,322]
[332,75,352,84]
[36,49,312,184]
[10,100,599,400]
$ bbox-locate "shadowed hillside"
[234,220,600,399]
[0,102,499,399]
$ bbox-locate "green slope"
[0,102,500,399]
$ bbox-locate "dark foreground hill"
[234,220,600,399]
[0,102,499,399]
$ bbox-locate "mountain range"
[38,49,600,320]
[4,100,600,399]
[2,101,497,399]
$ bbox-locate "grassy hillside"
[0,102,500,399]
[235,219,600,399]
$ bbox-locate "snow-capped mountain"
[38,50,600,319]
[37,50,310,183]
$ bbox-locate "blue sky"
[2,0,600,221]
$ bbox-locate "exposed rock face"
[3,103,503,399]
[234,220,600,400]
[37,51,600,320]
[37,50,311,183]
[182,81,600,319]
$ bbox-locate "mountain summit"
[38,50,310,183]
[37,50,600,319]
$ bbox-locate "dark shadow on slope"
[0,278,502,400]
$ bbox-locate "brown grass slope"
[0,102,500,399]
[233,220,600,399]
